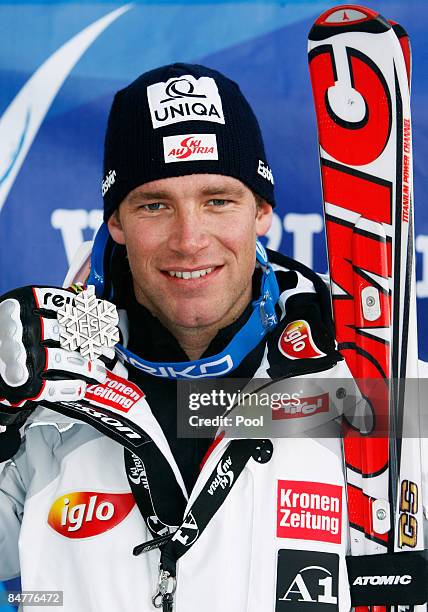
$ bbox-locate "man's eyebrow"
[198,185,246,197]
[127,190,171,204]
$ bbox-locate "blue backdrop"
[0,1,426,604]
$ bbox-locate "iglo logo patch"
[277,480,342,544]
[147,75,225,128]
[163,134,218,163]
[278,320,326,360]
[48,492,135,538]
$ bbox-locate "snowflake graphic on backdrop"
[57,286,120,361]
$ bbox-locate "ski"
[308,5,424,610]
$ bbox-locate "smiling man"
[108,174,271,358]
[0,64,357,610]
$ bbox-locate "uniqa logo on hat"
[147,75,225,129]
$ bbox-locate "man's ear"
[107,210,126,245]
[255,201,273,237]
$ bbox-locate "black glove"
[0,285,109,433]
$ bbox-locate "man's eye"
[142,203,165,211]
[208,199,228,207]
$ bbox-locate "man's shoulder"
[267,248,334,336]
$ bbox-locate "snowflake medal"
[57,285,120,361]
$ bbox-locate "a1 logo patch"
[278,320,326,360]
[277,480,342,544]
[276,549,339,610]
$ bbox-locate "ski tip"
[388,20,411,88]
[316,5,378,26]
[309,5,390,42]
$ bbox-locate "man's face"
[108,174,272,332]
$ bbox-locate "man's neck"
[157,298,251,360]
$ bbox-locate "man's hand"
[0,285,110,428]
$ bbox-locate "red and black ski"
[308,6,423,610]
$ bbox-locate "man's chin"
[165,306,225,331]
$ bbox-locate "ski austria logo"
[278,320,326,360]
[272,392,329,420]
[277,480,342,544]
[85,371,144,413]
[208,455,234,496]
[126,453,149,487]
[147,75,225,129]
[163,134,218,163]
[48,492,135,538]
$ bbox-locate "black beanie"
[102,63,275,220]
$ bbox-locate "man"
[0,64,389,610]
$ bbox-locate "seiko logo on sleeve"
[147,75,225,128]
[276,550,339,611]
[85,371,144,413]
[277,480,342,543]
[48,492,135,538]
[278,320,326,360]
[116,346,234,378]
[163,134,218,163]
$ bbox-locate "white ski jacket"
[0,249,426,612]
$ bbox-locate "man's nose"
[168,210,210,255]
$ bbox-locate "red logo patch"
[272,392,329,420]
[278,320,326,360]
[85,371,144,413]
[277,480,342,543]
[163,133,218,163]
[48,492,135,539]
